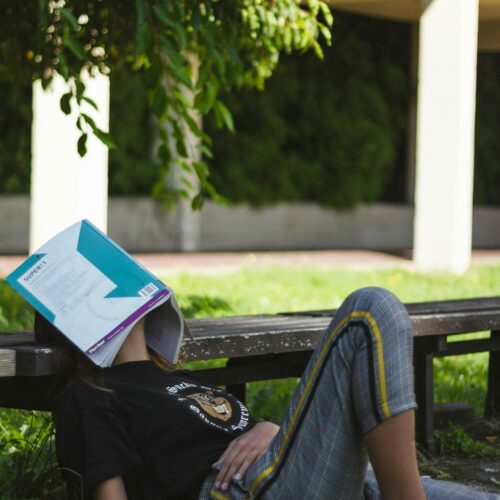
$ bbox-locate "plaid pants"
[200,287,499,500]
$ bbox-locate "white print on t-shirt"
[165,382,197,394]
[189,404,230,432]
[163,382,253,434]
[231,401,250,432]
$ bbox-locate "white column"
[30,72,110,252]
[170,118,201,252]
[413,0,478,274]
[163,54,201,252]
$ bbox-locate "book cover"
[6,219,189,367]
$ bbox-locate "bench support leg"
[414,339,435,454]
[227,383,246,403]
[225,358,247,403]
[485,330,500,417]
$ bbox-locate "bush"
[0,280,33,331]
[436,422,500,457]
[0,410,64,498]
[206,12,411,208]
[107,68,159,196]
[474,53,500,205]
[0,84,31,194]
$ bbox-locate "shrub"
[0,280,33,331]
[474,53,500,205]
[206,12,411,208]
[0,411,64,498]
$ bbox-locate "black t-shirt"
[55,360,257,499]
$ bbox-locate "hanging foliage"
[1,1,332,208]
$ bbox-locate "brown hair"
[34,312,180,393]
[34,311,107,390]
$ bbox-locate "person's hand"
[213,421,279,492]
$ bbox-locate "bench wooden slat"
[0,331,34,347]
[2,299,500,378]
[281,297,500,317]
[0,349,15,376]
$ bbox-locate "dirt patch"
[418,417,500,494]
[418,455,500,493]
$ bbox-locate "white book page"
[144,295,184,364]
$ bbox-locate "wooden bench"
[0,297,499,453]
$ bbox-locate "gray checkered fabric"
[199,287,500,500]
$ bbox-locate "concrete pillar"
[30,72,110,252]
[170,118,201,252]
[413,0,479,274]
[163,54,201,252]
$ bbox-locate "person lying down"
[36,287,499,499]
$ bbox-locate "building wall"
[1,195,499,253]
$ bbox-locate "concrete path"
[1,249,500,277]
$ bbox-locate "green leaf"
[159,35,185,68]
[152,86,168,118]
[62,36,86,60]
[59,8,80,32]
[152,4,177,28]
[194,79,218,112]
[181,111,203,139]
[38,0,48,25]
[312,40,324,59]
[76,116,84,132]
[144,64,161,87]
[152,5,187,49]
[193,161,209,181]
[319,23,331,44]
[319,2,334,26]
[157,144,170,165]
[214,101,234,132]
[180,175,194,190]
[60,92,72,115]
[136,21,152,55]
[136,0,147,26]
[173,89,190,108]
[191,193,204,211]
[194,90,210,112]
[178,160,191,172]
[175,138,188,158]
[75,79,85,100]
[204,181,231,207]
[81,113,96,130]
[93,128,116,149]
[58,53,69,80]
[77,133,87,157]
[82,96,98,111]
[197,143,213,159]
[166,62,192,90]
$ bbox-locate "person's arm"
[364,410,425,500]
[94,475,128,500]
[213,421,279,491]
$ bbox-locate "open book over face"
[6,219,190,367]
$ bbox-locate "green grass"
[166,264,500,316]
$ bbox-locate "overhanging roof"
[329,0,500,22]
[328,0,500,50]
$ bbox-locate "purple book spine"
[86,289,171,354]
